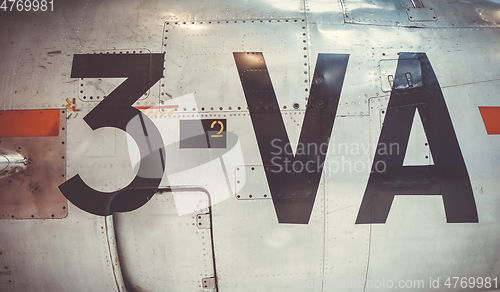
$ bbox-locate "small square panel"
[406,8,438,22]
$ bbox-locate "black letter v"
[234,52,349,224]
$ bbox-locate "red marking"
[0,110,60,137]
[72,98,76,105]
[134,105,179,110]
[479,107,500,135]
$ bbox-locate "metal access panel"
[406,8,438,22]
[0,109,67,219]
[161,19,309,112]
[76,49,153,104]
[113,190,216,292]
[343,0,413,26]
[342,0,500,28]
[235,165,272,200]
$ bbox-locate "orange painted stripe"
[0,110,60,137]
[479,107,500,135]
[134,105,179,110]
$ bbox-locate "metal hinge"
[202,277,216,289]
[196,213,211,229]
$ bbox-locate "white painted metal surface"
[0,0,499,292]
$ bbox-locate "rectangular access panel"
[113,190,216,291]
[0,109,67,219]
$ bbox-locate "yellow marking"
[160,110,167,117]
[65,98,72,105]
[210,120,224,137]
[141,110,146,114]
[153,110,159,117]
[147,110,153,117]
[168,109,174,116]
[65,105,72,111]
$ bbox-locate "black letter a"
[356,53,478,224]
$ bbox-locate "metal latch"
[387,75,394,89]
[202,277,216,289]
[380,59,422,92]
[405,72,413,87]
[196,213,211,229]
